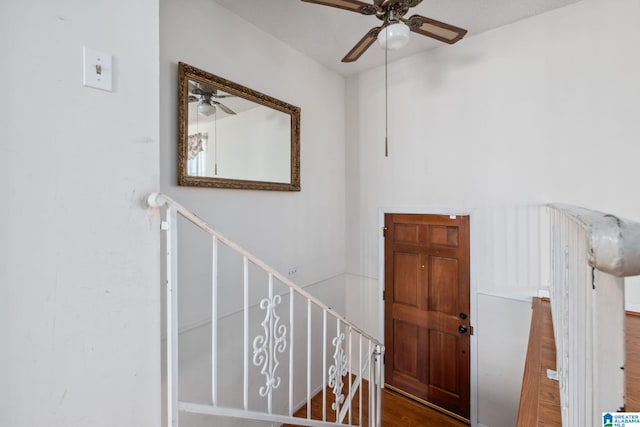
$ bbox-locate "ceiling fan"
[188,81,237,117]
[301,0,467,62]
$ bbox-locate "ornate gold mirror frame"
[178,62,300,191]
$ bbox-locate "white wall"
[345,0,640,425]
[0,1,161,426]
[161,0,347,330]
[477,295,530,427]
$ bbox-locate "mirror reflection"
[178,62,300,191]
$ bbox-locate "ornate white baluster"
[253,292,287,401]
[328,327,349,412]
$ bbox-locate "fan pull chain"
[384,26,389,157]
[214,108,218,176]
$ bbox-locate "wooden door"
[384,213,470,420]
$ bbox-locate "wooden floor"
[375,388,467,427]
[283,378,466,427]
[626,312,640,411]
[516,298,562,426]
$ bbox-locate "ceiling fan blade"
[301,0,376,15]
[188,81,199,93]
[213,101,237,115]
[342,26,383,63]
[210,88,233,99]
[405,14,467,44]
[188,95,199,103]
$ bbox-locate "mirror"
[178,62,300,191]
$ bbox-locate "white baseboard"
[626,303,640,313]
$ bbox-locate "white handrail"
[148,192,384,427]
[148,192,379,344]
[551,204,640,277]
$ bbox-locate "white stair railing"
[548,204,640,427]
[148,193,384,427]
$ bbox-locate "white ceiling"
[212,0,583,76]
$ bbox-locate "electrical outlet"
[287,266,298,277]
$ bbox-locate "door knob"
[459,312,467,320]
[458,325,468,334]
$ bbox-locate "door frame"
[378,206,478,427]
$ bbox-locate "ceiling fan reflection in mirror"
[188,81,237,117]
[301,0,467,62]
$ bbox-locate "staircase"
[148,193,384,427]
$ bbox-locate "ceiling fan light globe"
[197,101,216,117]
[378,22,410,50]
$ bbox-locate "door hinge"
[469,325,474,336]
[383,290,385,300]
[382,226,388,237]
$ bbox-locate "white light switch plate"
[83,47,112,92]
